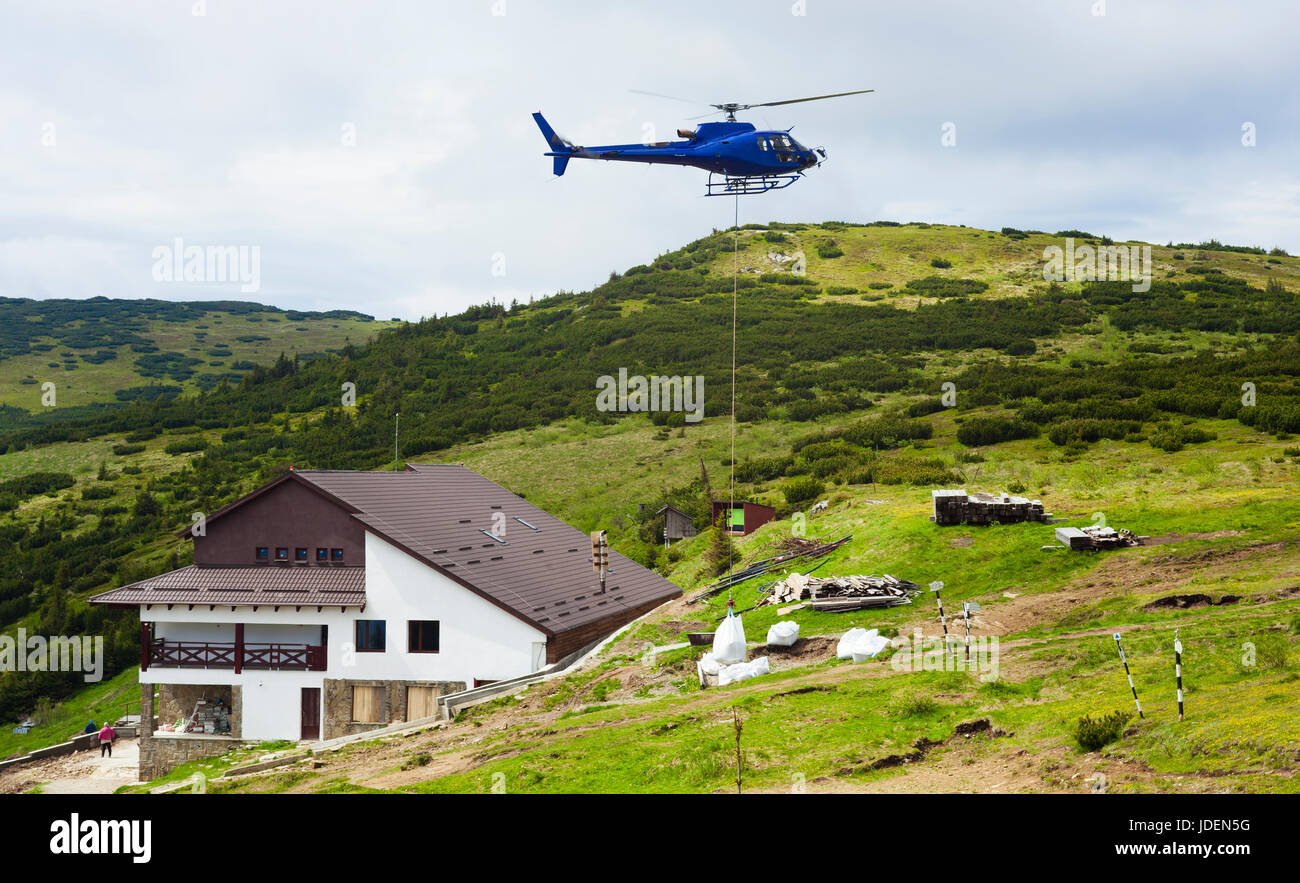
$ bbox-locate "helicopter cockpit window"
[770,134,794,150]
[757,136,770,150]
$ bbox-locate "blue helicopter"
[533,89,873,196]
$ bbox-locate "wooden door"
[406,686,439,721]
[300,687,321,740]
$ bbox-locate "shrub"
[1047,419,1140,446]
[1149,423,1217,453]
[956,417,1040,447]
[904,276,989,298]
[735,456,793,484]
[891,694,939,717]
[782,475,825,505]
[1070,710,1131,751]
[111,443,146,456]
[817,241,845,259]
[839,414,933,449]
[0,471,75,499]
[906,398,947,418]
[164,437,209,455]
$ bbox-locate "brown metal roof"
[293,465,681,636]
[90,565,366,608]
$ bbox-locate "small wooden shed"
[711,500,777,536]
[656,505,698,541]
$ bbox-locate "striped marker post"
[929,581,949,652]
[1114,633,1144,719]
[1174,630,1184,722]
[963,602,981,664]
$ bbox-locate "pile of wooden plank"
[1054,525,1143,550]
[931,489,1051,526]
[764,571,919,612]
[687,535,852,604]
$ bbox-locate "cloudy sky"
[2,0,1296,320]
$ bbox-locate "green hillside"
[0,297,393,428]
[2,221,1298,792]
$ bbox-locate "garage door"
[406,686,440,721]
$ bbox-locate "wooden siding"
[545,596,669,663]
[194,478,366,567]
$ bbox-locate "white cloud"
[1,0,1296,319]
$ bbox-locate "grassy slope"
[0,666,140,759]
[157,390,1300,795]
[710,222,1300,309]
[0,307,393,413]
[5,222,1299,791]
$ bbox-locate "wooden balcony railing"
[149,639,325,672]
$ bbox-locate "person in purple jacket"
[97,722,116,757]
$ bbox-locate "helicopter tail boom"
[532,112,575,176]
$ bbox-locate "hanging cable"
[728,192,738,607]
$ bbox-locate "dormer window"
[255,546,268,562]
[316,548,328,562]
[295,547,308,562]
[275,547,289,562]
[331,548,344,562]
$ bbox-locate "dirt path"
[0,738,140,794]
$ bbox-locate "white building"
[92,464,680,757]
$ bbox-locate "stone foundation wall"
[322,678,465,740]
[137,682,245,779]
[138,734,242,782]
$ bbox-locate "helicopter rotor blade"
[738,89,875,111]
[629,88,703,105]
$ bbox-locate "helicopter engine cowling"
[677,128,696,140]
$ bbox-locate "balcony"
[147,638,326,672]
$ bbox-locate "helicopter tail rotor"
[533,111,578,176]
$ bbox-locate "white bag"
[766,620,800,647]
[837,628,868,659]
[838,627,889,662]
[698,652,722,676]
[718,655,770,686]
[712,611,747,664]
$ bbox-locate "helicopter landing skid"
[705,172,801,196]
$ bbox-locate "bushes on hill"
[1047,419,1141,446]
[904,276,989,298]
[164,437,209,455]
[956,417,1039,447]
[1148,422,1217,453]
[1071,711,1131,751]
[782,475,824,505]
[0,471,75,500]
